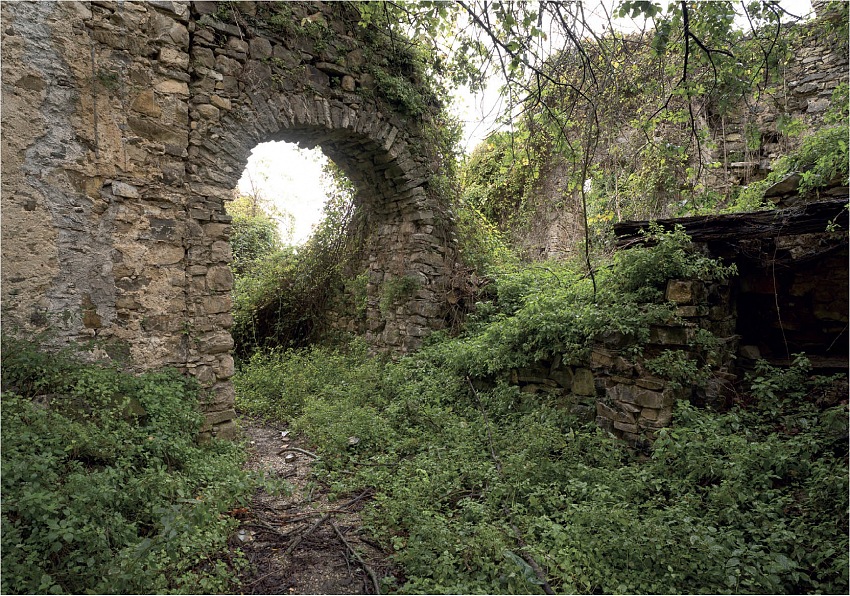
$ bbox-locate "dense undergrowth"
[0,336,258,595]
[235,231,848,594]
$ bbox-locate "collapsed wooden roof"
[614,199,849,248]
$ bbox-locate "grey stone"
[112,181,140,198]
[572,368,595,396]
[197,331,234,354]
[764,172,802,197]
[249,37,272,60]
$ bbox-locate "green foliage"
[645,349,709,389]
[230,167,363,357]
[232,336,848,595]
[234,340,384,423]
[610,224,737,301]
[730,121,849,211]
[227,210,281,276]
[369,67,428,117]
[791,125,849,194]
[425,226,734,377]
[453,196,519,274]
[1,335,252,595]
[460,131,541,231]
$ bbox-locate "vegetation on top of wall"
[730,84,849,211]
[229,165,363,358]
[454,5,847,259]
[0,334,258,595]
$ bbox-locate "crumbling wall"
[518,8,848,260]
[1,0,457,439]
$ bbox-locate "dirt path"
[233,417,390,594]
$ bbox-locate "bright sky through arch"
[237,142,329,245]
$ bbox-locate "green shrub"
[233,341,848,594]
[234,340,385,423]
[229,179,362,357]
[1,335,252,595]
[229,223,845,594]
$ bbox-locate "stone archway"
[189,86,453,349]
[0,0,458,440]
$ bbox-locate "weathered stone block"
[572,368,595,396]
[596,401,617,420]
[212,420,240,440]
[210,240,231,262]
[112,181,141,198]
[635,377,665,391]
[615,408,636,424]
[150,243,184,265]
[613,420,639,434]
[634,388,668,409]
[217,354,235,379]
[249,37,272,60]
[649,325,691,346]
[675,305,708,317]
[160,46,190,69]
[196,330,234,354]
[617,400,641,414]
[155,79,190,96]
[203,223,229,240]
[203,294,231,314]
[201,408,237,430]
[549,367,574,389]
[590,346,614,368]
[131,89,162,117]
[607,384,635,404]
[195,103,220,120]
[666,280,704,304]
[206,266,233,291]
[209,94,231,110]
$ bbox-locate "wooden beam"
[614,199,849,247]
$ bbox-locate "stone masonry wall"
[710,7,849,194]
[504,278,738,448]
[1,1,457,439]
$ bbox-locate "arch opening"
[226,138,366,356]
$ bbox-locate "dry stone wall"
[1,0,457,439]
[501,278,738,448]
[709,7,849,195]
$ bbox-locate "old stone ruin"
[1,1,846,446]
[2,0,458,439]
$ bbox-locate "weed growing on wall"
[1,335,254,595]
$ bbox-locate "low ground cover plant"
[235,230,848,594]
[1,335,254,595]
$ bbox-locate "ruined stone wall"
[502,278,738,447]
[1,1,457,439]
[518,9,848,261]
[710,8,848,193]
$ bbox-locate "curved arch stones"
[0,1,458,439]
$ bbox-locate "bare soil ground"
[232,417,391,595]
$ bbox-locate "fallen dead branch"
[332,521,382,595]
[276,446,320,459]
[243,519,303,539]
[284,513,332,556]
